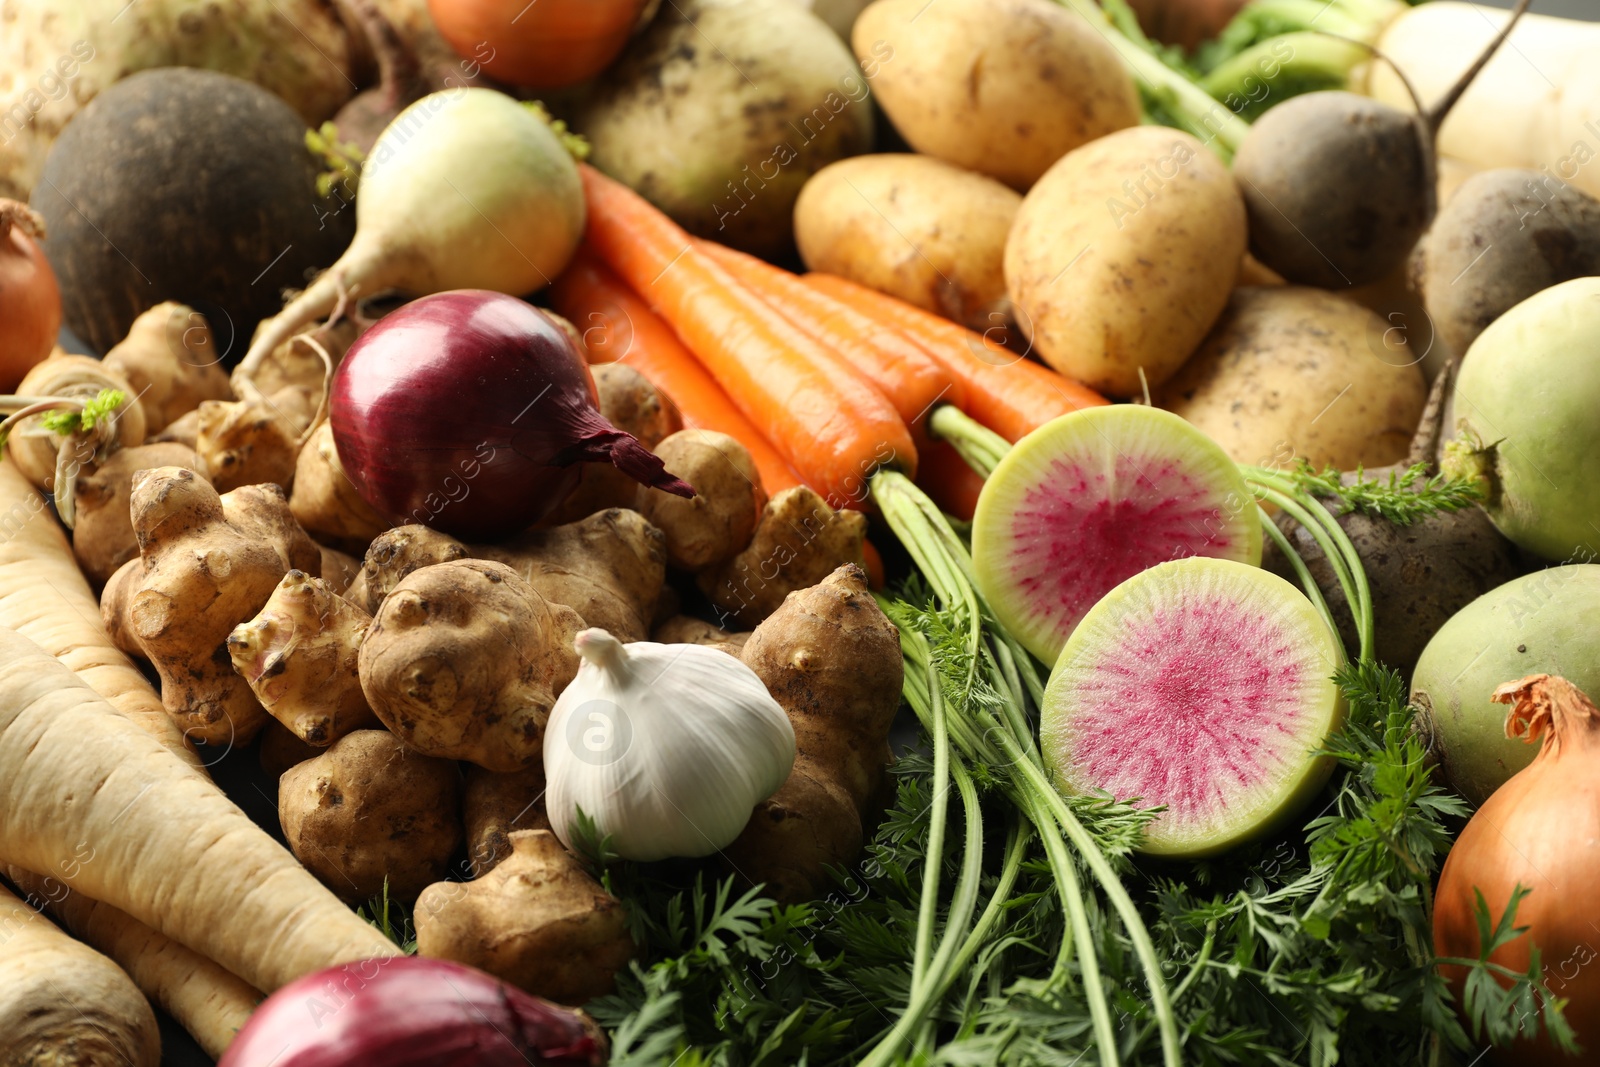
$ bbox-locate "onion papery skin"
[330,289,690,540]
[1433,674,1600,1065]
[218,957,604,1067]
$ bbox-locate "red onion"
[218,957,605,1066]
[330,289,692,540]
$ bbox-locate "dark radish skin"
[1412,168,1600,357]
[217,957,605,1067]
[28,69,354,357]
[1261,362,1521,678]
[1232,0,1532,290]
[329,290,693,541]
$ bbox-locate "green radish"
[971,405,1260,666]
[1443,276,1600,561]
[1043,556,1344,857]
[1411,565,1600,808]
[237,88,585,379]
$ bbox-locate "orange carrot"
[917,439,988,523]
[803,272,1109,443]
[698,241,965,436]
[548,253,802,496]
[579,165,916,506]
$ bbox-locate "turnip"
[1230,0,1530,288]
[1443,276,1600,562]
[237,88,585,380]
[1042,556,1344,857]
[0,0,361,201]
[1411,565,1600,808]
[971,405,1261,666]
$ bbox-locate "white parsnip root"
[0,627,403,993]
[6,866,261,1060]
[0,881,159,1066]
[0,458,202,772]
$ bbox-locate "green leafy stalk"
[929,405,1010,481]
[1052,0,1252,157]
[36,389,126,437]
[1277,461,1486,525]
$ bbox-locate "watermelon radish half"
[972,405,1261,665]
[1042,557,1344,858]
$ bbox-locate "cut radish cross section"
[972,405,1260,666]
[1042,557,1344,858]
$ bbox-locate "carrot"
[0,458,203,773]
[0,628,403,994]
[579,164,916,506]
[802,272,1110,443]
[697,241,965,436]
[7,865,261,1059]
[0,881,160,1066]
[917,439,989,523]
[548,252,802,496]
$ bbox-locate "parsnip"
[6,867,260,1060]
[0,881,159,1066]
[0,628,403,993]
[0,459,201,772]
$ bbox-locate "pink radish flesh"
[972,405,1260,666]
[1010,454,1242,631]
[1043,557,1342,857]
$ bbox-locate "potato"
[795,154,1022,329]
[1157,287,1428,471]
[853,0,1139,191]
[578,0,872,259]
[1005,127,1246,398]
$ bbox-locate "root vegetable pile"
[7,1,1600,1061]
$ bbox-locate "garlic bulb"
[544,628,796,862]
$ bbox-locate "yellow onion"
[1434,673,1600,1064]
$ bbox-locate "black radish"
[1232,0,1531,289]
[28,69,354,357]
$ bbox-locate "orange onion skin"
[1433,674,1600,1065]
[426,0,648,89]
[0,201,60,392]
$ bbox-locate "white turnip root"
[238,88,585,378]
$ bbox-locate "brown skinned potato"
[795,154,1022,329]
[854,0,1139,190]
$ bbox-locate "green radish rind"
[1043,557,1345,858]
[972,405,1262,666]
[1444,276,1600,562]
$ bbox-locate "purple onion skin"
[218,957,606,1067]
[330,290,691,541]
